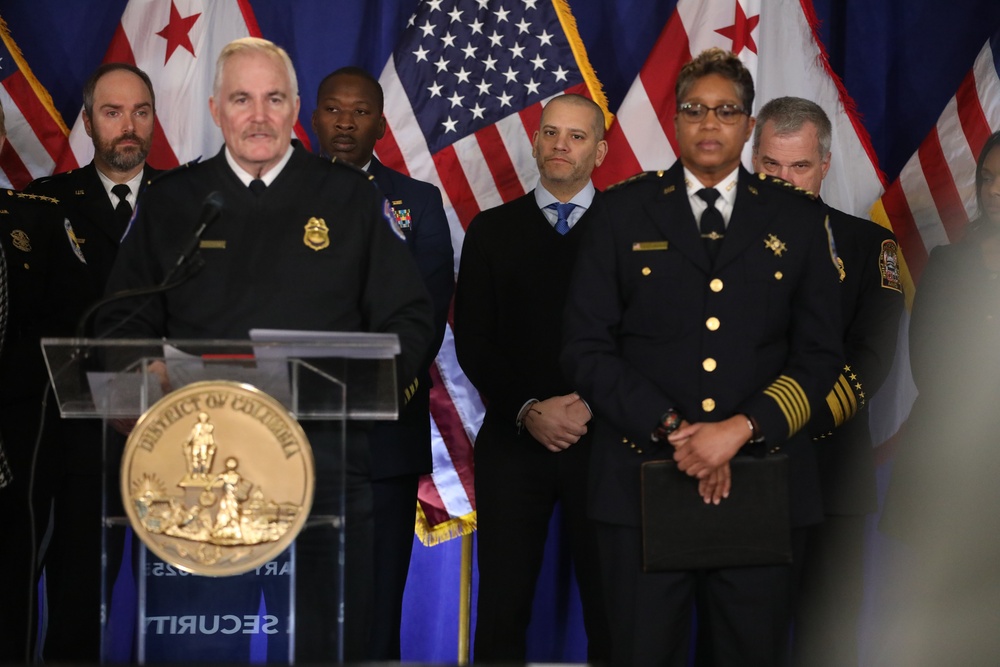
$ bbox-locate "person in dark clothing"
[312,66,454,661]
[454,93,611,663]
[751,95,904,667]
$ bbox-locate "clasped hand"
[523,393,591,452]
[667,415,750,505]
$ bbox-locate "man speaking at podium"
[97,37,433,662]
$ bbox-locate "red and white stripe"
[0,22,71,189]
[596,0,885,221]
[878,38,1000,285]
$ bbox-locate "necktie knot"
[111,183,132,203]
[547,201,577,235]
[249,179,266,196]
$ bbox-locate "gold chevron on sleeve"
[763,375,811,437]
[825,373,860,427]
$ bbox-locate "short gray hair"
[213,37,298,98]
[753,96,832,157]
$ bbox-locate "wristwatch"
[651,408,682,442]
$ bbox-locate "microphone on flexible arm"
[74,190,225,340]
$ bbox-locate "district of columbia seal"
[121,381,315,576]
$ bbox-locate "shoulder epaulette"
[147,158,203,186]
[606,170,667,191]
[753,172,819,200]
[5,189,59,205]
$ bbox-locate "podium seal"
[121,381,315,576]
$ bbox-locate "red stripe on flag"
[235,0,264,37]
[955,70,993,160]
[595,125,643,187]
[474,123,525,203]
[918,128,968,243]
[432,145,481,229]
[0,142,35,190]
[428,363,476,505]
[638,11,689,158]
[375,123,409,176]
[517,103,543,145]
[417,473,452,526]
[2,73,67,165]
[881,180,929,283]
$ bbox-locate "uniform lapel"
[714,168,769,271]
[77,164,121,244]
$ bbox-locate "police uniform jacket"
[97,145,434,396]
[810,206,904,515]
[0,190,89,404]
[561,163,843,528]
[26,162,161,305]
[367,157,453,479]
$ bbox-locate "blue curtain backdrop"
[4,0,1000,662]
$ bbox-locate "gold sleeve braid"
[824,365,864,428]
[763,375,811,438]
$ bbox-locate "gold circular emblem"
[121,381,315,576]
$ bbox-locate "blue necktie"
[547,201,577,235]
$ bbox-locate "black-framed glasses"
[677,103,748,124]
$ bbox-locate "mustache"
[112,132,147,148]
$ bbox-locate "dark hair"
[315,66,383,112]
[976,131,1000,216]
[675,47,754,112]
[82,63,156,118]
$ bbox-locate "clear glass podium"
[41,334,400,664]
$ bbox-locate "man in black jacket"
[752,96,904,667]
[454,93,610,663]
[312,66,454,660]
[25,62,161,662]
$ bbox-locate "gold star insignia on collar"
[764,233,787,257]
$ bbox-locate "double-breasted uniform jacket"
[366,157,453,479]
[26,162,161,309]
[561,163,844,529]
[810,205,904,515]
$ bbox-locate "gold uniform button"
[703,358,717,372]
[709,278,723,292]
[702,398,716,412]
[705,317,720,331]
[642,267,651,276]
[774,271,783,280]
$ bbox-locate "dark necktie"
[249,179,266,196]
[546,201,577,235]
[111,183,133,236]
[697,188,725,261]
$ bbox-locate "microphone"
[74,191,225,339]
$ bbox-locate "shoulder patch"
[879,239,902,293]
[754,172,819,200]
[63,218,87,264]
[606,170,666,191]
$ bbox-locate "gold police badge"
[303,217,330,251]
[121,381,315,576]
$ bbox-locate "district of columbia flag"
[375,0,610,542]
[57,0,309,173]
[596,0,885,222]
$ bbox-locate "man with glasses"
[561,48,843,665]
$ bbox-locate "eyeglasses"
[677,103,748,124]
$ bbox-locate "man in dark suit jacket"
[454,93,611,663]
[312,66,454,660]
[752,96,905,667]
[561,50,843,666]
[24,62,160,662]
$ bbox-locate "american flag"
[374,0,609,541]
[0,15,71,189]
